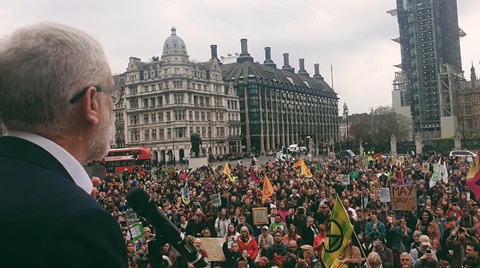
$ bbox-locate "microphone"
[127,188,207,268]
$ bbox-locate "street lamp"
[172,128,176,166]
[208,120,212,161]
[343,102,349,149]
[460,105,465,141]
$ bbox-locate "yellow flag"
[262,175,274,201]
[223,162,235,182]
[301,161,313,178]
[292,158,303,168]
[322,195,354,268]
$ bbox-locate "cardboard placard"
[314,171,321,179]
[200,238,226,261]
[252,207,268,225]
[391,185,417,211]
[379,188,391,203]
[210,193,222,208]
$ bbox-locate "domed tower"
[162,26,189,64]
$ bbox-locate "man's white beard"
[87,97,113,161]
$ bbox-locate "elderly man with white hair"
[0,23,127,267]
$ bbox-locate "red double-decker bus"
[104,148,151,173]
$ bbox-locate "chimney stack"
[282,53,295,73]
[237,38,253,63]
[298,58,309,77]
[210,45,218,60]
[313,63,324,80]
[263,47,277,68]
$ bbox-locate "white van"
[288,144,299,153]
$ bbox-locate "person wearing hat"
[236,225,259,261]
[296,245,317,268]
[409,235,437,267]
[257,226,274,262]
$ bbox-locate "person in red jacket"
[237,226,259,260]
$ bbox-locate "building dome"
[163,26,187,54]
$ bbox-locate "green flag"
[317,163,322,172]
[322,195,354,268]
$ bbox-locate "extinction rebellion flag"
[322,195,354,268]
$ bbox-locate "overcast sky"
[2,0,479,115]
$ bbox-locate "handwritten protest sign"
[201,238,226,261]
[252,207,268,225]
[379,188,391,203]
[129,222,144,241]
[390,185,417,211]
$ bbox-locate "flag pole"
[336,194,371,268]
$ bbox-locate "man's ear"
[82,86,101,125]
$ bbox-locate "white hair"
[0,22,111,136]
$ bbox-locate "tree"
[349,105,411,152]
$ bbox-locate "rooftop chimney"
[263,47,276,68]
[282,53,295,73]
[313,63,324,80]
[298,58,309,77]
[237,38,254,63]
[211,45,218,60]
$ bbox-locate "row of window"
[128,111,230,125]
[130,126,231,142]
[128,94,239,110]
[127,81,218,95]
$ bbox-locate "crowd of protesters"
[95,150,480,268]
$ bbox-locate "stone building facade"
[121,28,241,163]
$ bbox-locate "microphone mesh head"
[126,188,151,212]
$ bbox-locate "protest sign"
[126,209,138,224]
[422,163,430,173]
[210,193,222,207]
[129,222,144,241]
[379,188,391,203]
[342,174,350,185]
[200,174,206,180]
[252,207,268,225]
[390,185,417,211]
[201,238,226,261]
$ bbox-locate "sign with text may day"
[391,185,417,211]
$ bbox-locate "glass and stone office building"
[221,39,339,153]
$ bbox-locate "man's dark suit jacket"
[0,136,128,267]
